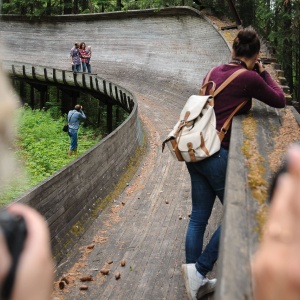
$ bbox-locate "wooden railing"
[3,61,134,113]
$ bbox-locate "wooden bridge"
[0,7,296,300]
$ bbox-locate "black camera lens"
[0,211,27,300]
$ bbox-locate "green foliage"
[1,0,196,15]
[253,0,298,101]
[0,106,101,206]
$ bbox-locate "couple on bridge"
[70,42,92,73]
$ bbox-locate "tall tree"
[116,0,123,10]
[281,0,293,93]
[81,0,89,11]
[63,0,72,14]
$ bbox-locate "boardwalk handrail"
[3,62,134,113]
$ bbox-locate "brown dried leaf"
[100,268,110,275]
[80,275,93,282]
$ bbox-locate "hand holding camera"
[253,59,265,74]
[0,210,27,299]
[0,204,53,300]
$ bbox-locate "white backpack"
[162,68,247,162]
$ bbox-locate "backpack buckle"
[221,128,227,134]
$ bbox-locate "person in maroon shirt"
[182,28,286,300]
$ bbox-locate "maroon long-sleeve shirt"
[202,64,286,149]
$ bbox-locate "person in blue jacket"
[67,104,86,155]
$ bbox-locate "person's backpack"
[162,68,247,162]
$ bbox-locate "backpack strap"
[214,68,247,96]
[68,112,76,124]
[200,68,249,141]
[218,100,247,141]
[200,81,216,97]
[200,68,247,96]
[199,67,216,95]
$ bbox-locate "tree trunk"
[81,0,89,11]
[46,0,51,15]
[116,0,123,11]
[64,0,72,14]
[282,1,293,94]
[74,0,79,14]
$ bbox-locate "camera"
[253,58,262,73]
[253,62,260,73]
[0,210,27,299]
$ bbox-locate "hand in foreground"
[1,204,54,300]
[252,145,300,300]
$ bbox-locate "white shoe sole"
[182,264,195,300]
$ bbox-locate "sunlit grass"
[0,106,101,206]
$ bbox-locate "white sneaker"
[182,264,217,300]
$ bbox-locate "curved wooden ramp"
[0,7,230,299]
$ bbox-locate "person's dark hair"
[75,104,81,111]
[232,28,260,59]
[79,42,86,49]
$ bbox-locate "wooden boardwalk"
[0,8,230,299]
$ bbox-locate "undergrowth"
[0,106,102,206]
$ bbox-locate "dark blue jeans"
[86,63,91,73]
[185,147,228,276]
[82,62,87,72]
[72,64,81,72]
[68,128,78,150]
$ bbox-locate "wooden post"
[90,76,95,90]
[115,86,119,101]
[103,80,108,95]
[32,67,38,80]
[30,84,35,109]
[62,71,68,85]
[82,73,87,88]
[44,68,50,82]
[107,103,113,133]
[109,82,113,98]
[53,69,58,83]
[22,65,27,78]
[39,86,47,109]
[19,81,26,105]
[61,89,71,115]
[97,100,102,126]
[116,105,120,125]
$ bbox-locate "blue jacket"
[68,109,86,130]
